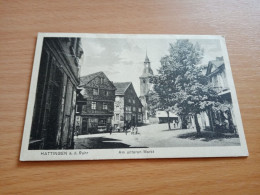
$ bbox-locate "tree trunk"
[208,108,215,132]
[194,113,201,136]
[227,109,235,133]
[167,111,171,130]
[181,115,187,129]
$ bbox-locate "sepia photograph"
[20,33,248,160]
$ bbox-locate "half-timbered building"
[75,72,116,134]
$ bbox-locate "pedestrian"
[116,126,120,132]
[124,125,127,135]
[131,126,134,135]
[109,125,112,135]
[135,126,138,135]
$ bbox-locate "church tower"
[139,52,153,123]
[140,52,153,96]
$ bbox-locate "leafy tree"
[152,39,220,134]
[146,90,160,117]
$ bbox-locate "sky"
[80,37,223,97]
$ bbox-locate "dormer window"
[100,77,104,84]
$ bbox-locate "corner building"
[29,38,84,149]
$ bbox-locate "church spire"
[145,49,150,63]
[140,51,153,78]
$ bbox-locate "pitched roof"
[113,82,132,95]
[206,57,225,76]
[79,71,116,90]
[210,60,224,68]
[79,71,103,85]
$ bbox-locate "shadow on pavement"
[177,131,239,142]
[162,128,181,132]
[75,137,147,149]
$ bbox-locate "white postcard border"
[20,33,248,161]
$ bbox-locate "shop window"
[98,119,106,126]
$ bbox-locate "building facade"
[29,38,84,149]
[75,72,116,134]
[198,56,237,133]
[112,82,143,129]
[139,53,154,123]
[156,111,179,124]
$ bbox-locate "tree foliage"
[151,40,221,134]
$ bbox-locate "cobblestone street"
[74,123,240,149]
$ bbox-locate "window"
[91,102,96,110]
[100,77,104,84]
[126,106,131,112]
[133,99,135,104]
[133,107,136,112]
[105,91,109,96]
[128,99,131,103]
[82,105,87,112]
[93,88,99,95]
[98,119,106,126]
[103,103,108,110]
[138,114,142,121]
[76,105,82,113]
[126,114,131,121]
[138,108,142,112]
[116,114,120,121]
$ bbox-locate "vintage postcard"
[20,33,248,161]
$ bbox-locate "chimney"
[216,56,224,61]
